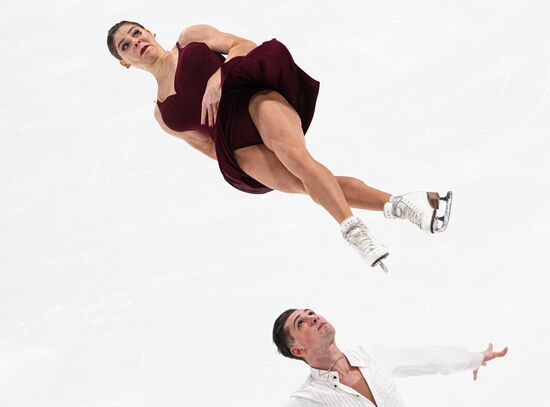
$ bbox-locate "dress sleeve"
[369,344,484,378]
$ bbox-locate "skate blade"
[433,191,452,233]
[376,261,389,273]
[373,254,389,273]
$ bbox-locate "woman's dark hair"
[272,308,304,361]
[107,20,145,60]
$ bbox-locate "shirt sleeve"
[284,397,319,407]
[369,344,484,378]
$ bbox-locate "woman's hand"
[473,343,508,380]
[201,70,222,128]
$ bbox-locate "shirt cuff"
[467,352,484,370]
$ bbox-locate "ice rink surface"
[1,0,549,405]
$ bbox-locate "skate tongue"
[340,216,362,234]
[383,202,395,219]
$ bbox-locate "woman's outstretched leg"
[334,177,390,211]
[234,144,451,234]
[335,177,452,233]
[234,145,391,210]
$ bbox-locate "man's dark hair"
[107,20,145,60]
[272,308,304,361]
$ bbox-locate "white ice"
[1,1,549,406]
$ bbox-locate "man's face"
[284,309,336,360]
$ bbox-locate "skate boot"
[383,191,453,233]
[341,216,389,272]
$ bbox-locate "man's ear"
[290,345,304,358]
[119,60,131,69]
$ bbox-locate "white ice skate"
[383,191,453,233]
[341,216,389,272]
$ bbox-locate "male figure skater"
[273,308,507,406]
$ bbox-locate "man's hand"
[473,343,508,380]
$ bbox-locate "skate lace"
[345,223,376,252]
[394,197,423,228]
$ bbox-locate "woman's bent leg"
[248,90,352,223]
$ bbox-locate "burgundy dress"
[156,39,320,194]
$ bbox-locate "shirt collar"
[309,349,367,382]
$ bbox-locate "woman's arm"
[178,25,257,128]
[154,106,217,160]
[178,24,256,60]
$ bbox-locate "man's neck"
[308,344,353,375]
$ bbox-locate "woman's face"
[113,24,160,68]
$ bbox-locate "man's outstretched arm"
[369,343,507,379]
[473,342,508,380]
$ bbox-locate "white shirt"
[285,345,484,407]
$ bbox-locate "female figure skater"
[106,21,452,272]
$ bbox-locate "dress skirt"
[215,39,320,194]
